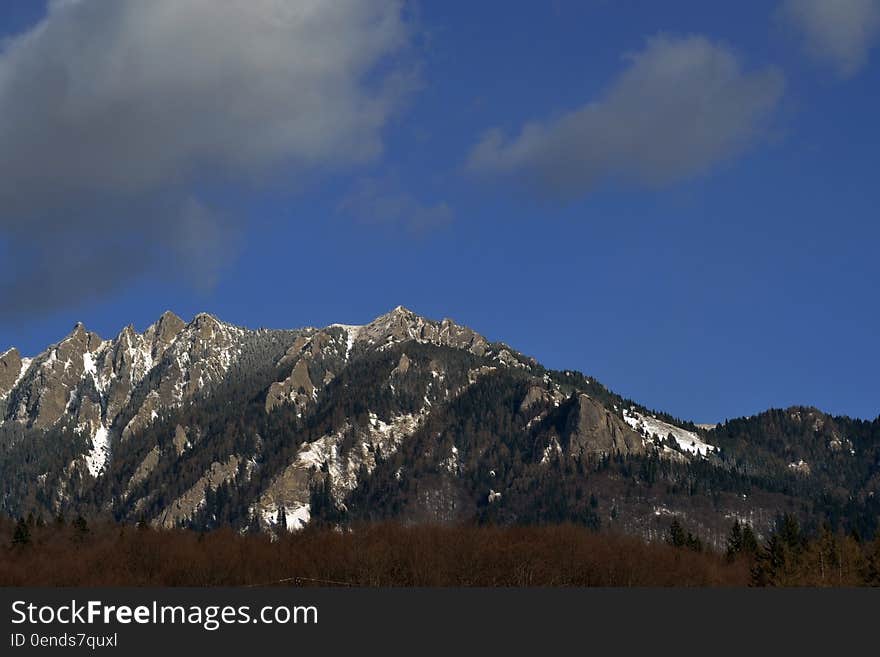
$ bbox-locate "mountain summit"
[1,307,877,544]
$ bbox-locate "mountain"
[1,306,878,546]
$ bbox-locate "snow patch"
[83,352,97,378]
[256,410,427,532]
[296,412,423,496]
[262,504,311,532]
[85,426,110,478]
[623,408,716,457]
[788,460,810,475]
[442,444,460,474]
[541,437,562,464]
[1,356,32,400]
[330,324,363,360]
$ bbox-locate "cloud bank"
[0,0,412,316]
[466,36,784,199]
[782,0,880,77]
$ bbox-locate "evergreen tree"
[72,515,89,540]
[741,524,759,556]
[726,520,743,562]
[667,519,686,548]
[11,517,31,547]
[865,540,880,586]
[779,514,804,554]
[752,534,786,586]
[277,506,288,532]
[686,531,703,553]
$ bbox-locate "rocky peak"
[106,324,152,377]
[358,306,418,342]
[6,323,106,428]
[357,306,488,356]
[191,312,220,325]
[178,313,249,347]
[63,322,104,352]
[145,310,186,346]
[117,324,137,340]
[388,304,417,320]
[140,312,246,410]
[0,348,23,398]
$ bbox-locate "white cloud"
[466,36,784,199]
[0,0,412,313]
[782,0,880,77]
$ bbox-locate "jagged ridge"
[1,306,877,547]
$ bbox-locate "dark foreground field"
[1,516,878,586]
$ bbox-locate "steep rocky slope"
[1,306,878,546]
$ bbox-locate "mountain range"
[1,306,878,546]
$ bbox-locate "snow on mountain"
[84,425,110,478]
[256,410,427,533]
[623,408,717,456]
[329,324,362,360]
[0,306,737,535]
[356,306,490,356]
[0,351,31,401]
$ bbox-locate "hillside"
[2,306,878,546]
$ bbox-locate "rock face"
[256,411,426,530]
[7,324,103,429]
[520,384,548,412]
[265,356,316,413]
[2,305,766,542]
[355,306,488,356]
[121,313,248,439]
[1,310,285,485]
[263,307,498,415]
[153,455,243,529]
[0,304,497,473]
[0,348,23,398]
[3,314,188,433]
[565,394,646,457]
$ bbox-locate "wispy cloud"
[781,0,880,77]
[339,177,453,234]
[466,35,784,199]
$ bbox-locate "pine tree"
[726,520,744,561]
[779,514,803,554]
[667,519,686,548]
[73,515,89,540]
[865,539,880,586]
[752,534,787,586]
[741,523,759,556]
[686,532,703,553]
[12,518,31,547]
[277,506,288,532]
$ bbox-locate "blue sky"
[1,1,878,422]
